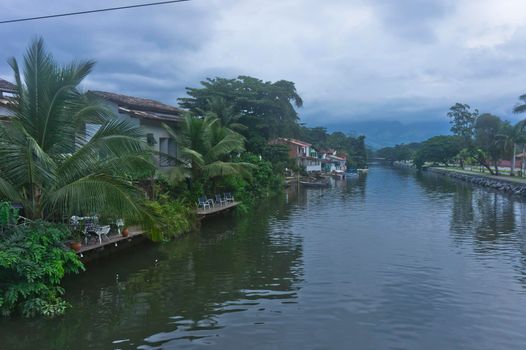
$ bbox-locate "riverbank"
[428,167,526,196]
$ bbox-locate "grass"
[432,166,526,185]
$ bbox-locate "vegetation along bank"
[0,38,366,318]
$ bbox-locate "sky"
[2,0,526,134]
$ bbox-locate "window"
[159,137,177,167]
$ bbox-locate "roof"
[89,90,182,115]
[273,137,311,147]
[118,107,183,123]
[0,78,16,93]
[327,154,346,161]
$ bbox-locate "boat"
[357,168,368,175]
[300,180,330,188]
[345,171,359,178]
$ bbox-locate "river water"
[2,165,526,349]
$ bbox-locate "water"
[2,165,526,349]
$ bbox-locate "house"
[0,78,16,120]
[88,90,183,169]
[321,150,347,173]
[270,138,322,172]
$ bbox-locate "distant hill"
[324,120,451,149]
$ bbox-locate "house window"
[159,137,177,167]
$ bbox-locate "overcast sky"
[2,0,526,126]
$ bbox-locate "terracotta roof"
[89,90,181,115]
[0,78,16,93]
[118,107,182,123]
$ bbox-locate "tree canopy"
[179,76,303,141]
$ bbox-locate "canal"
[2,165,526,349]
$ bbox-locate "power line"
[0,0,191,24]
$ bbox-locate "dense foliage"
[179,76,303,142]
[413,136,462,169]
[0,38,154,221]
[0,221,84,317]
[146,196,196,241]
[299,128,367,168]
[377,99,526,176]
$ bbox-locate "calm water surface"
[2,165,526,349]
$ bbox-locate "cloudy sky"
[2,0,526,131]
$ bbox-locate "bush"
[0,222,84,318]
[215,153,283,209]
[146,196,196,241]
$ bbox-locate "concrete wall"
[96,101,178,170]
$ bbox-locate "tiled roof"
[89,90,181,115]
[118,107,182,123]
[0,78,16,93]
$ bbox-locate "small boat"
[300,180,330,188]
[345,171,359,178]
[357,168,368,175]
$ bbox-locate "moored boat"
[357,168,368,175]
[300,180,330,188]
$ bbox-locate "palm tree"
[200,96,247,132]
[164,114,253,186]
[0,38,154,220]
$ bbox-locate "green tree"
[413,136,462,169]
[447,103,479,143]
[474,113,504,175]
[447,103,478,168]
[179,76,303,141]
[512,95,526,176]
[164,114,253,188]
[0,38,154,220]
[497,121,526,176]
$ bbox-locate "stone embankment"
[429,168,526,196]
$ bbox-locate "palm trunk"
[494,161,499,176]
[522,144,526,177]
[511,143,516,176]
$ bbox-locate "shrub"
[146,196,196,241]
[0,222,84,318]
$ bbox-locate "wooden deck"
[77,228,146,262]
[196,201,240,218]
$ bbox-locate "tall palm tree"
[164,114,253,186]
[200,96,247,132]
[0,38,154,220]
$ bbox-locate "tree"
[199,96,246,132]
[164,114,253,188]
[413,136,462,169]
[447,103,479,142]
[447,103,478,168]
[474,113,504,175]
[179,76,303,141]
[512,95,526,176]
[497,121,526,176]
[0,38,154,220]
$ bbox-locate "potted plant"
[69,229,83,252]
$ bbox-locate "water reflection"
[0,197,304,350]
[3,167,526,349]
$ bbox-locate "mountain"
[324,120,451,149]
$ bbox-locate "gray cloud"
[2,0,526,128]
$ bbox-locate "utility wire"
[0,0,191,24]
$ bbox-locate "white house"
[270,138,322,172]
[89,90,183,169]
[0,78,16,120]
